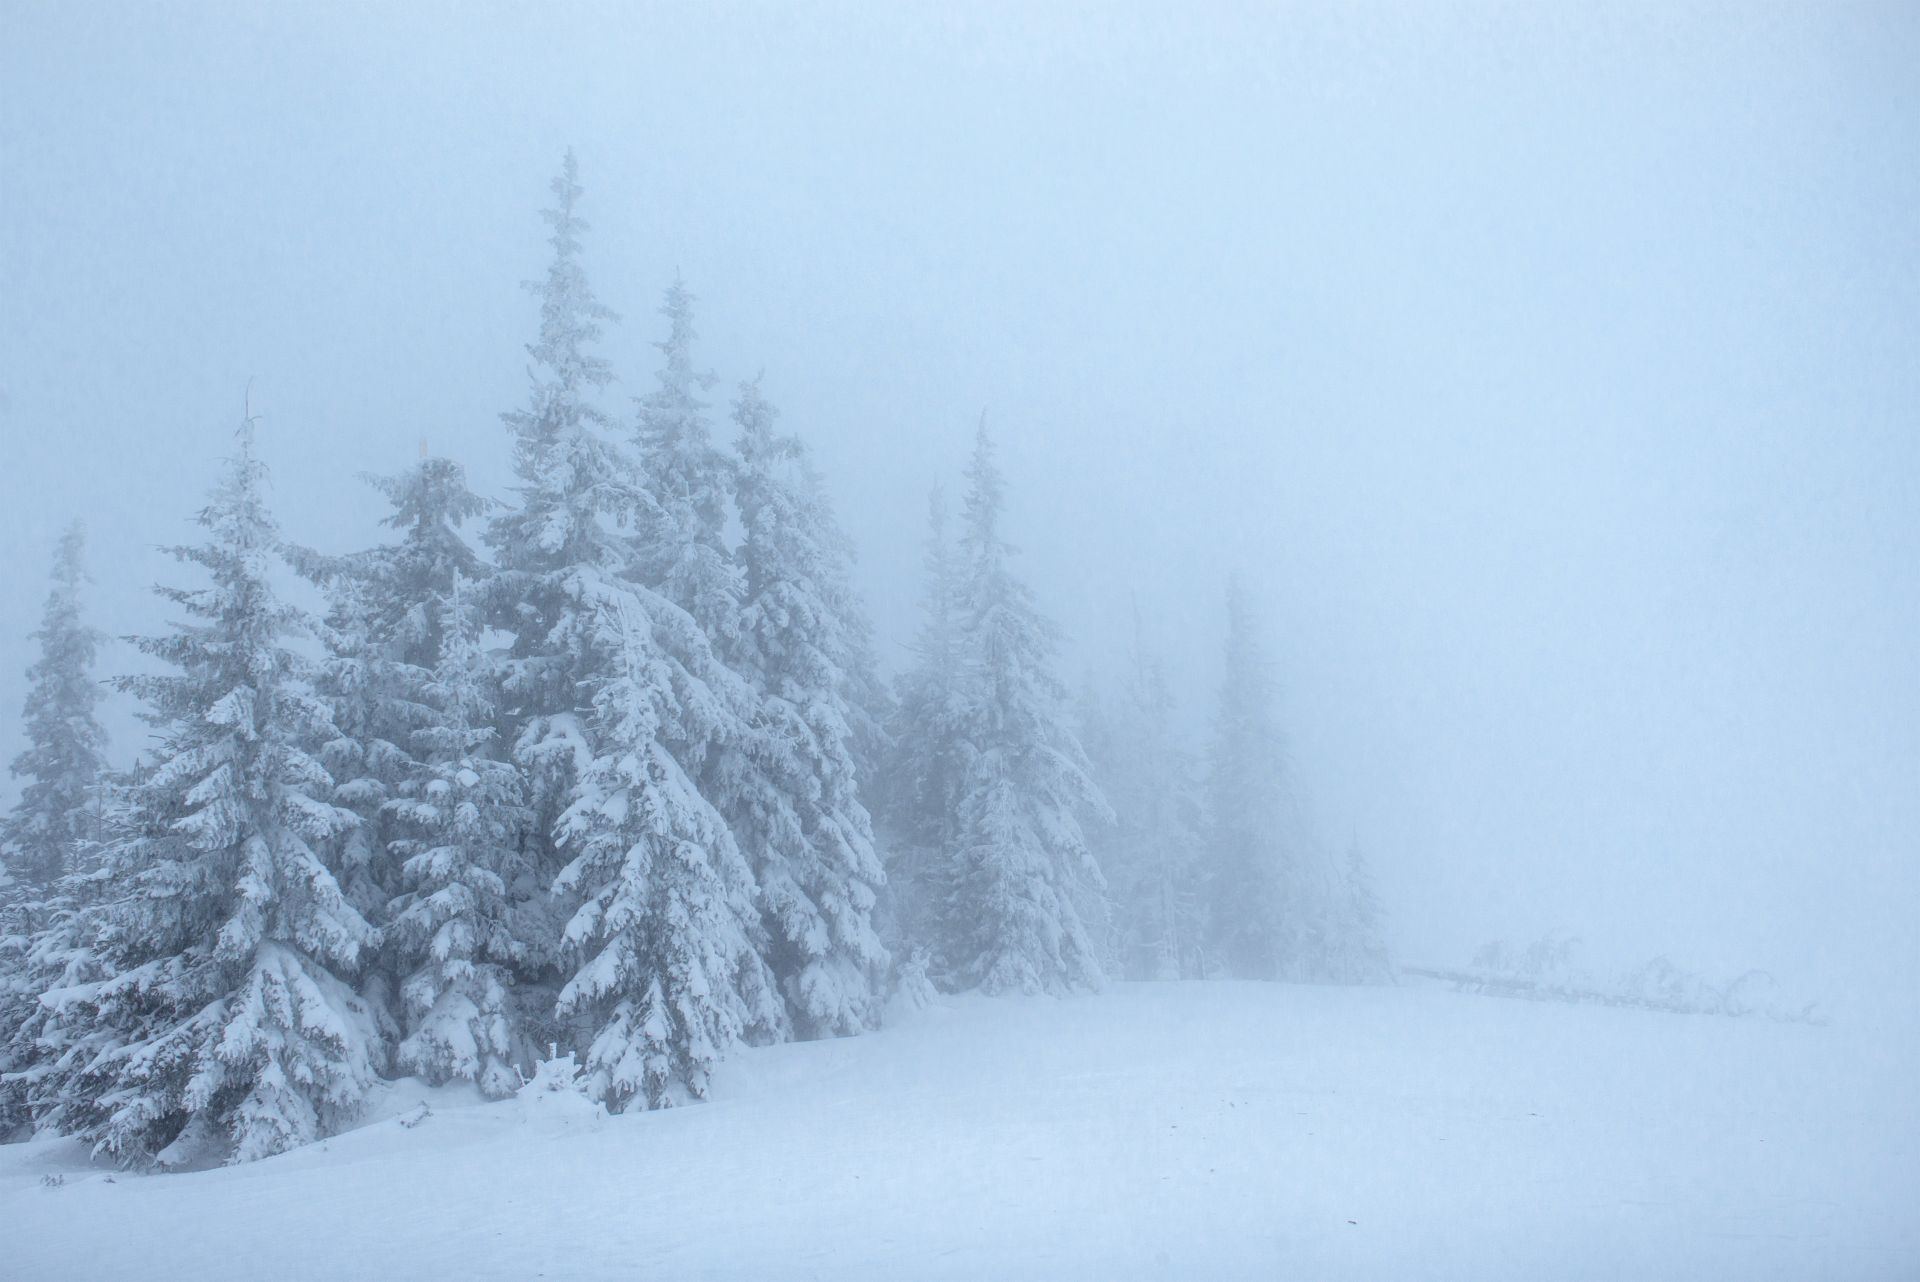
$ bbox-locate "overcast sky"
[3,1,1915,1007]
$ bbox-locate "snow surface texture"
[2,982,1912,1281]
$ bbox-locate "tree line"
[0,151,1386,1168]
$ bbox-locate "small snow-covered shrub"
[1455,935,1821,1022]
[514,1048,606,1130]
[884,949,941,1023]
[1469,933,1592,995]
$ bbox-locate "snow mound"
[508,1050,608,1132]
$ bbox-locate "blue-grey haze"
[2,1,1915,1008]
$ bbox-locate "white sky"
[3,1,1915,1005]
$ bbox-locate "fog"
[3,1,1915,1007]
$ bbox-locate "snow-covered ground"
[3,981,1913,1280]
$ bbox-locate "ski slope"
[2,981,1912,1280]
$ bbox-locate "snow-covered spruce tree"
[486,153,779,1105]
[878,487,965,955]
[811,465,897,969]
[1083,644,1206,981]
[299,458,492,924]
[3,522,108,899]
[0,931,28,1137]
[0,900,105,1140]
[1203,577,1297,980]
[383,574,535,1097]
[1071,680,1125,974]
[0,532,109,1136]
[1316,837,1391,984]
[553,587,783,1107]
[39,415,378,1166]
[3,555,123,1135]
[725,380,887,1037]
[631,277,739,645]
[484,146,630,949]
[620,286,824,1041]
[825,557,895,841]
[937,425,1110,995]
[827,572,896,955]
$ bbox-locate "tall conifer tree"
[881,488,964,953]
[726,380,887,1036]
[3,523,108,897]
[1316,836,1391,984]
[0,523,109,1136]
[938,426,1109,995]
[303,458,492,924]
[632,279,739,644]
[1083,639,1206,981]
[1203,577,1295,979]
[486,154,780,1105]
[384,573,536,1095]
[41,415,378,1165]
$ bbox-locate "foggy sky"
[3,1,1915,1007]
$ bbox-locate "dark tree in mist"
[935,425,1110,995]
[1203,576,1295,979]
[2,522,108,896]
[879,487,964,957]
[1082,635,1206,981]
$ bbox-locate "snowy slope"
[2,982,1913,1281]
